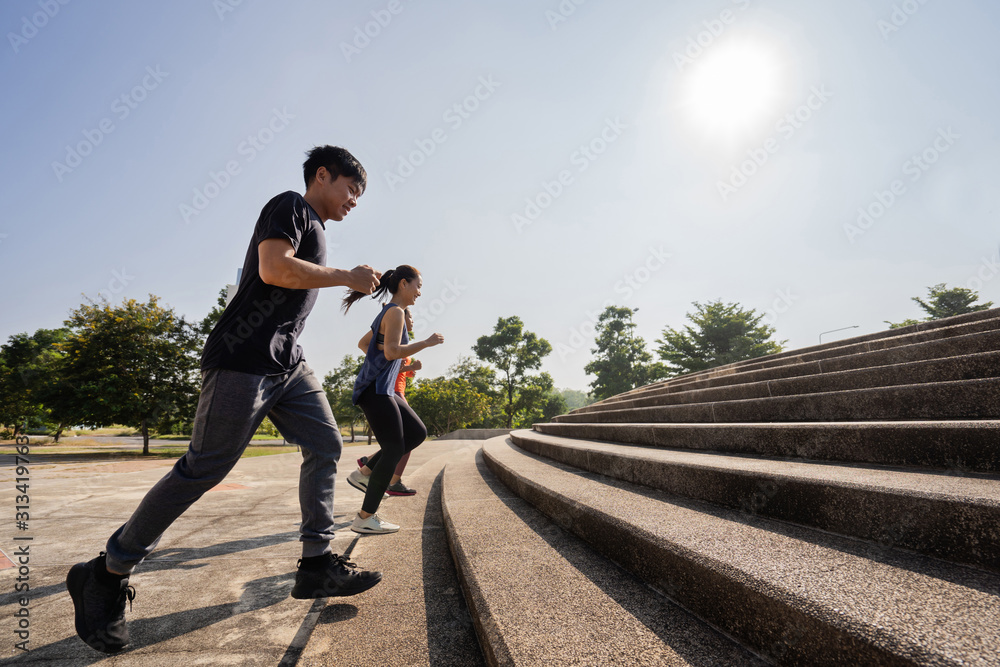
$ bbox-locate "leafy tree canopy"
[58,296,201,453]
[473,316,553,429]
[885,283,993,328]
[0,328,69,437]
[656,300,785,376]
[407,376,491,436]
[585,306,669,401]
[322,354,366,440]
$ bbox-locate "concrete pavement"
[0,438,485,665]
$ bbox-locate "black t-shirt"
[201,191,327,375]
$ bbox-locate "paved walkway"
[0,439,485,665]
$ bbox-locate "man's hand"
[347,265,381,294]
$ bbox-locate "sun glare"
[680,38,786,146]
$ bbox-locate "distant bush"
[255,417,279,438]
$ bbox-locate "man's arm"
[258,238,379,292]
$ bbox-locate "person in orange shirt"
[356,307,419,496]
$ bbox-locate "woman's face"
[398,274,422,306]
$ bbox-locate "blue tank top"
[352,303,409,404]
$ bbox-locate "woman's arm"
[400,359,422,372]
[382,307,444,360]
[358,330,373,353]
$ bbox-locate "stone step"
[681,311,1000,381]
[586,311,1000,411]
[588,329,1000,411]
[440,446,760,666]
[482,436,1000,665]
[572,350,1000,414]
[510,429,1000,572]
[532,420,1000,472]
[553,378,1000,424]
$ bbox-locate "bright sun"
[680,38,786,145]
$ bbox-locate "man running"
[67,145,383,653]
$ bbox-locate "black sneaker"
[386,481,417,496]
[290,553,382,599]
[66,553,135,653]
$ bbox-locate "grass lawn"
[1,432,373,462]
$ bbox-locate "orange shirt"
[395,357,415,395]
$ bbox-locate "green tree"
[556,388,595,411]
[0,328,69,438]
[473,316,553,429]
[656,300,785,376]
[322,354,366,441]
[199,287,230,336]
[885,318,922,330]
[407,376,490,436]
[448,356,505,428]
[509,371,557,428]
[59,296,202,454]
[584,306,669,401]
[885,283,993,328]
[539,389,568,422]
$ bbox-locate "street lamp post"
[819,325,859,344]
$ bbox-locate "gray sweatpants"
[105,361,342,574]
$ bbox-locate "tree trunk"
[350,422,355,442]
[54,423,65,443]
[367,425,373,445]
[142,419,150,455]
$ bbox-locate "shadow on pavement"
[4,571,353,665]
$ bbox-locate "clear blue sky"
[2,0,998,392]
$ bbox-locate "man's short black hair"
[303,146,367,192]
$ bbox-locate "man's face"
[319,168,362,221]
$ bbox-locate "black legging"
[356,381,427,513]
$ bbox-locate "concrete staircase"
[440,310,1000,665]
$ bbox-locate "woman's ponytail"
[340,265,419,314]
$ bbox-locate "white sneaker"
[347,469,388,499]
[351,513,400,534]
[347,469,370,493]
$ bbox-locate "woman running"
[357,307,420,496]
[342,265,443,534]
